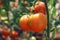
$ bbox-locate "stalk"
[44,0,50,40]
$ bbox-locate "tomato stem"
[44,0,50,40]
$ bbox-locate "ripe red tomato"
[34,1,46,14]
[29,13,47,32]
[20,15,30,31]
[12,31,18,38]
[2,30,10,37]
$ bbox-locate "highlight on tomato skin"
[20,15,30,31]
[29,13,47,32]
[34,1,46,14]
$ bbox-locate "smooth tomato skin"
[2,30,10,37]
[12,31,18,38]
[34,1,46,14]
[20,15,30,31]
[29,13,47,32]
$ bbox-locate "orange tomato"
[29,13,47,32]
[20,13,47,32]
[20,15,30,31]
[34,1,46,14]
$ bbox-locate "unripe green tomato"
[1,9,6,16]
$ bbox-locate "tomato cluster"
[2,30,18,38]
[19,1,47,32]
[20,13,47,32]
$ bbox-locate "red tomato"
[20,15,30,31]
[2,30,10,37]
[29,13,47,32]
[34,1,46,14]
[12,31,18,38]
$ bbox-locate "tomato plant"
[1,0,58,40]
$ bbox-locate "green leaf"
[53,0,56,7]
[48,0,53,6]
[51,27,59,40]
[10,0,15,2]
[48,0,56,7]
[58,14,60,23]
[28,0,34,3]
[2,0,10,11]
[53,7,56,16]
